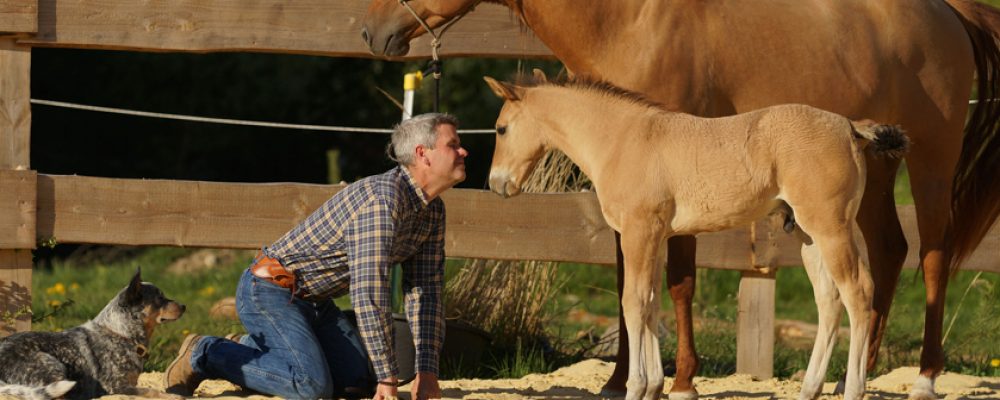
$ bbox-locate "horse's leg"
[620,227,668,400]
[856,156,907,372]
[797,240,843,400]
[804,223,873,400]
[601,232,630,398]
[904,125,963,400]
[665,235,698,400]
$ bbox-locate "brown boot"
[164,334,205,396]
[223,333,245,343]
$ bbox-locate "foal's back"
[641,104,866,234]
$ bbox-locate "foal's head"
[484,73,548,198]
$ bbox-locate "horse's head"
[484,73,548,198]
[361,0,480,57]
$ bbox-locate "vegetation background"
[20,0,1000,383]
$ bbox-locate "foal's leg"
[797,241,843,400]
[809,225,874,400]
[620,228,668,400]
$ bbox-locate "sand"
[89,359,998,399]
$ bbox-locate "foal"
[484,73,908,400]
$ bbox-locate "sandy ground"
[85,359,997,399]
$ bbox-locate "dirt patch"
[82,360,1000,399]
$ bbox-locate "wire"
[29,99,495,135]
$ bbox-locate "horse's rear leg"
[856,156,907,372]
[905,134,962,400]
[620,227,668,400]
[798,241,844,400]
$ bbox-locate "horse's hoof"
[908,375,937,400]
[667,390,698,400]
[599,387,627,399]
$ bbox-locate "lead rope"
[397,0,482,111]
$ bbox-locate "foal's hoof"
[667,390,698,400]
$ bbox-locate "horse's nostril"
[361,27,371,46]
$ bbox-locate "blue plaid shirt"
[264,166,446,381]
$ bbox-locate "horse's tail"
[0,380,76,400]
[851,121,909,158]
[943,0,1000,271]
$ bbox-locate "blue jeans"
[190,269,375,399]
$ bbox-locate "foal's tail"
[851,120,910,158]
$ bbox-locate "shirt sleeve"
[347,196,398,382]
[402,204,446,375]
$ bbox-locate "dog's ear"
[125,267,143,304]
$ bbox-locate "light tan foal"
[485,74,908,400]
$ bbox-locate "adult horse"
[362,1,1000,399]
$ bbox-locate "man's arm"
[347,197,399,383]
[402,205,446,378]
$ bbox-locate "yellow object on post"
[402,71,423,121]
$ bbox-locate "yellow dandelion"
[48,282,66,296]
[991,358,1000,368]
[182,329,190,336]
[70,283,80,291]
[48,300,62,308]
[199,286,217,297]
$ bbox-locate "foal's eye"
[496,126,507,135]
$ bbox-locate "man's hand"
[373,378,399,400]
[411,372,442,400]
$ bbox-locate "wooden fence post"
[0,37,33,335]
[736,219,780,379]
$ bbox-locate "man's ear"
[414,143,431,166]
[484,76,524,101]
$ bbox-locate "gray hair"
[387,113,459,166]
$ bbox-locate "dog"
[0,268,185,400]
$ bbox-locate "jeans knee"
[292,376,334,400]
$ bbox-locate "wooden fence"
[1,0,999,380]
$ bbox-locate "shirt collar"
[398,165,430,208]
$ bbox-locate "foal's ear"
[484,76,522,101]
[532,68,548,83]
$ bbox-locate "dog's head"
[112,268,186,339]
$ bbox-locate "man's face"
[425,123,468,188]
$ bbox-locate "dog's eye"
[496,126,507,135]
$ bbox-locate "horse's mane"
[514,73,668,113]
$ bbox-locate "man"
[164,113,467,400]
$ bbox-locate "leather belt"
[250,251,306,298]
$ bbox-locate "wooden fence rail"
[1,0,999,380]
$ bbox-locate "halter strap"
[396,0,482,67]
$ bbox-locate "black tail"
[853,122,910,158]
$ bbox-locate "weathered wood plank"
[0,249,31,335]
[0,38,29,170]
[20,0,551,59]
[0,0,36,34]
[736,269,776,380]
[0,169,35,249]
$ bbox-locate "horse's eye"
[497,126,507,135]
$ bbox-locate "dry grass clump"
[445,151,590,347]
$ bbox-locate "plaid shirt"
[265,166,446,381]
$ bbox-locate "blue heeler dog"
[0,268,185,399]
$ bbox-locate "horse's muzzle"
[488,172,520,198]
